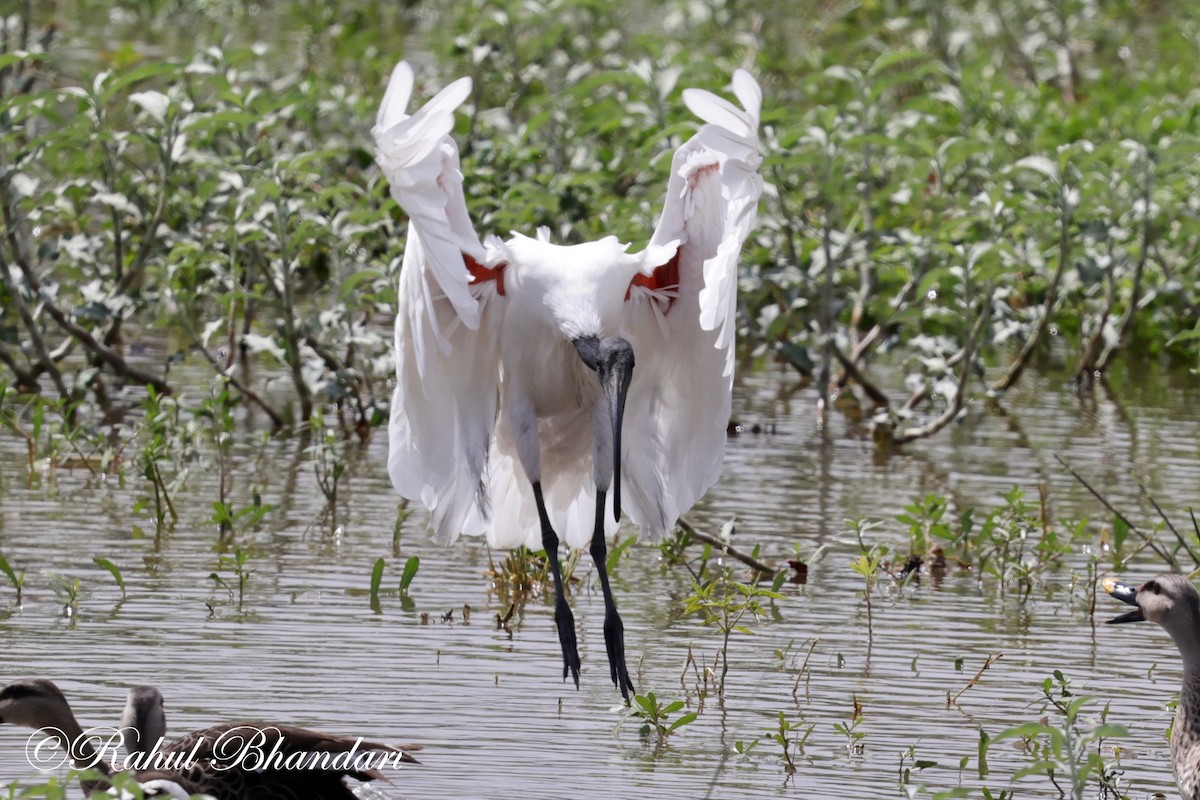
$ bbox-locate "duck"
[1103,573,1200,800]
[0,678,419,799]
[119,685,166,758]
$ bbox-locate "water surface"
[1,356,1197,798]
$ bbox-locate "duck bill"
[602,357,633,522]
[1101,577,1145,624]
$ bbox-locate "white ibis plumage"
[375,61,763,698]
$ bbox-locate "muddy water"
[0,354,1196,798]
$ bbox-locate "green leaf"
[103,62,183,102]
[0,554,17,587]
[931,789,973,799]
[130,90,171,123]
[399,556,420,593]
[1167,323,1200,345]
[668,712,698,732]
[183,109,261,132]
[1092,723,1130,739]
[338,269,387,299]
[867,49,931,78]
[605,535,635,575]
[92,557,126,597]
[1014,155,1060,185]
[0,52,47,72]
[370,558,384,599]
[770,570,787,593]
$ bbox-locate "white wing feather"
[623,69,763,539]
[376,61,502,543]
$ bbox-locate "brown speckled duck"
[1104,574,1200,800]
[0,678,420,799]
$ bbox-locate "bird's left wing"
[374,61,506,543]
[622,70,763,538]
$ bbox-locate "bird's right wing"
[374,62,506,543]
[621,70,763,538]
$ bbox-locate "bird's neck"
[1169,624,1200,795]
[1172,626,1200,677]
[46,707,114,791]
[1174,670,1200,798]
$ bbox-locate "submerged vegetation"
[0,0,1198,797]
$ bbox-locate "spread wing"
[622,69,763,538]
[374,61,506,543]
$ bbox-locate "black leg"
[590,490,634,700]
[532,481,580,688]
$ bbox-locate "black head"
[574,335,634,373]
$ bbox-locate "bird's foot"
[603,610,635,701]
[554,595,581,688]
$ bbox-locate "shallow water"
[1,353,1197,798]
[7,2,1199,797]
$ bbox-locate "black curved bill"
[603,346,633,523]
[574,335,634,523]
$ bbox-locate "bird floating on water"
[120,685,167,759]
[1104,573,1200,800]
[0,678,419,799]
[375,61,763,699]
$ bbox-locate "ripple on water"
[0,362,1195,797]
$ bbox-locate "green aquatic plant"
[399,555,420,595]
[488,546,581,608]
[768,710,813,773]
[988,671,1128,800]
[897,745,942,797]
[47,573,80,618]
[0,554,25,606]
[969,486,1069,597]
[834,697,867,757]
[893,486,1092,595]
[209,547,255,611]
[368,557,385,614]
[847,518,889,653]
[623,691,697,742]
[132,387,184,532]
[656,525,693,571]
[733,710,813,772]
[898,494,960,557]
[363,555,418,613]
[210,490,274,544]
[681,567,782,699]
[308,412,347,528]
[91,557,126,601]
[489,546,549,602]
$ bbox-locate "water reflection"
[0,360,1195,797]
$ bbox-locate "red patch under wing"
[465,253,506,296]
[626,248,681,309]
